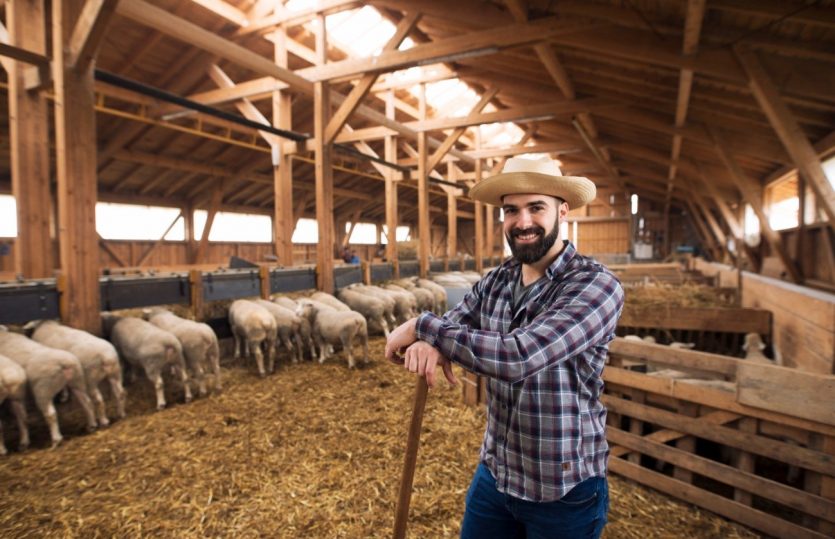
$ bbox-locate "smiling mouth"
[514,232,540,243]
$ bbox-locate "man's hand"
[385,317,418,363]
[403,341,458,389]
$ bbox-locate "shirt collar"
[503,240,577,281]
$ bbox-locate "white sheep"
[417,278,448,314]
[310,291,351,311]
[228,300,277,377]
[390,281,435,313]
[297,299,369,369]
[336,287,390,337]
[29,320,127,427]
[104,315,193,410]
[0,353,28,454]
[254,299,304,364]
[145,309,221,395]
[348,285,397,328]
[380,285,418,324]
[0,328,98,447]
[273,296,315,360]
[742,333,775,364]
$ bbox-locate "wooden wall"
[694,259,835,375]
[575,219,630,255]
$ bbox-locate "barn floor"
[0,337,762,538]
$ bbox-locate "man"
[385,156,623,539]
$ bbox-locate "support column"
[53,0,101,333]
[474,131,484,274]
[447,164,458,263]
[9,0,52,278]
[384,91,399,269]
[417,84,430,278]
[314,14,334,292]
[485,204,495,264]
[273,26,294,266]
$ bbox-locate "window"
[0,195,17,237]
[345,222,378,244]
[824,155,835,190]
[97,203,185,240]
[292,218,319,244]
[765,174,799,231]
[631,194,639,215]
[193,210,271,242]
[743,204,761,247]
[381,225,411,243]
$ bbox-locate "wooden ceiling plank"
[190,0,250,27]
[236,0,361,37]
[207,64,283,147]
[323,12,420,144]
[734,45,835,234]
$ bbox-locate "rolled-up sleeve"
[415,271,623,384]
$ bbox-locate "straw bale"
[0,337,761,538]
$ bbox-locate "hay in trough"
[0,337,761,538]
[625,282,736,309]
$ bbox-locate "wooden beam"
[116,0,314,95]
[314,17,334,292]
[417,84,430,278]
[8,0,52,279]
[98,234,127,267]
[135,211,183,266]
[446,163,458,261]
[53,0,101,333]
[235,0,360,37]
[734,45,835,233]
[194,182,224,264]
[385,91,399,267]
[68,0,119,72]
[295,17,601,82]
[190,0,250,27]
[710,128,802,283]
[464,141,583,160]
[323,13,420,145]
[426,87,498,172]
[474,130,484,273]
[273,26,294,267]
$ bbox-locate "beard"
[505,216,561,264]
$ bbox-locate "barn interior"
[0,1,834,538]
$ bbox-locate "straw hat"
[468,156,596,208]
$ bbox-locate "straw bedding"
[0,337,761,538]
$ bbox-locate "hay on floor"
[0,337,761,538]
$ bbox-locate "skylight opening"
[97,203,185,241]
[193,210,271,242]
[0,195,17,237]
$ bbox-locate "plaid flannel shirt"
[415,241,623,502]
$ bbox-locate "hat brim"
[468,172,597,208]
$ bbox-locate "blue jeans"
[460,463,608,539]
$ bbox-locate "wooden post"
[9,0,52,279]
[447,163,458,265]
[189,269,203,320]
[273,25,294,266]
[314,14,334,293]
[194,181,223,264]
[384,91,399,269]
[53,0,102,333]
[673,401,700,484]
[474,129,484,274]
[259,265,271,299]
[733,417,758,506]
[485,204,495,265]
[417,84,430,279]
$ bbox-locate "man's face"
[502,193,567,264]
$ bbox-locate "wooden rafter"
[426,87,498,172]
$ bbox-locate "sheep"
[273,296,315,360]
[254,299,304,364]
[417,278,448,314]
[380,284,418,324]
[742,332,776,364]
[0,354,28,454]
[310,291,351,311]
[104,315,193,410]
[145,309,221,396]
[390,280,435,313]
[0,328,98,447]
[228,300,277,377]
[347,285,397,328]
[336,287,390,337]
[297,299,369,369]
[29,320,127,427]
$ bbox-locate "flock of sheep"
[0,274,477,456]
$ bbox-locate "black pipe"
[95,69,310,142]
[95,69,465,189]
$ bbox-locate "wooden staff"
[393,375,429,539]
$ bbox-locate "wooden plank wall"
[576,220,629,255]
[694,259,835,375]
